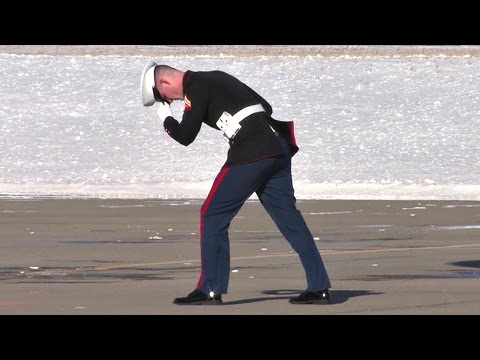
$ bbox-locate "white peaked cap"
[140,61,158,106]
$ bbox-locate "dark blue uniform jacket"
[164,70,299,167]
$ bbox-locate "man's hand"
[157,102,173,122]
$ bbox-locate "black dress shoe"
[289,289,331,304]
[173,289,223,305]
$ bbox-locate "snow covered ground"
[1,46,479,200]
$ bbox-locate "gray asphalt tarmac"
[1,198,479,314]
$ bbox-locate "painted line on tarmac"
[88,243,480,271]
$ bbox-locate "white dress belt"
[216,104,266,142]
[232,103,266,123]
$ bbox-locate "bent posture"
[140,62,331,305]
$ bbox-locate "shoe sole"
[289,299,331,305]
[173,300,224,305]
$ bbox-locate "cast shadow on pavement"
[449,260,480,269]
[223,289,381,305]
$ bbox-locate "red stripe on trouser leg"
[196,167,230,290]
